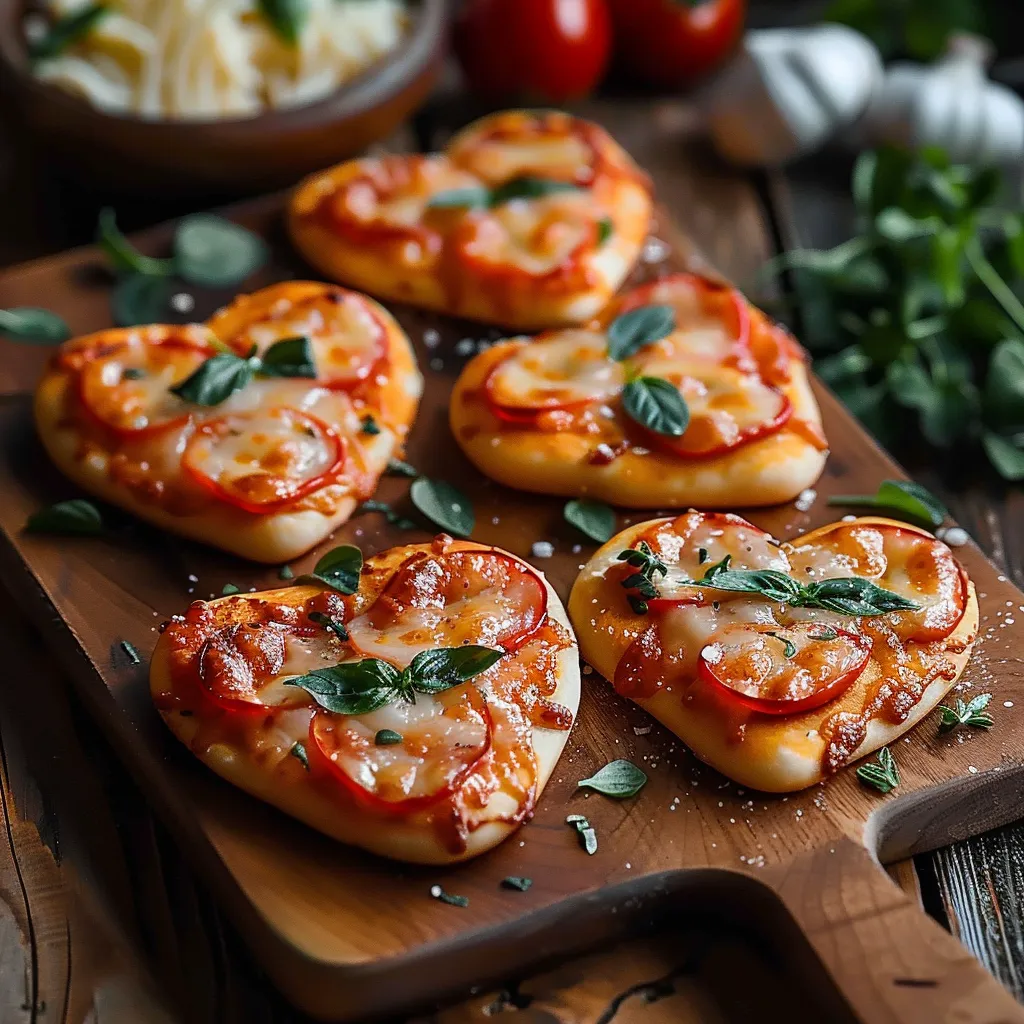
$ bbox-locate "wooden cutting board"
[0,194,1023,1024]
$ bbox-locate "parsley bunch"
[766,145,1024,481]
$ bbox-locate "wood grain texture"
[0,100,1022,1022]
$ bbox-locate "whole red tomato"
[453,0,612,104]
[609,0,745,90]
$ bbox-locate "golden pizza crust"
[33,297,422,564]
[450,341,827,508]
[568,517,979,792]
[151,541,581,864]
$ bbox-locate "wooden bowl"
[0,0,445,195]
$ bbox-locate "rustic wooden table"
[1,91,1022,1022]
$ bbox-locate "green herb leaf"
[97,208,175,278]
[489,177,581,205]
[374,729,403,746]
[801,577,919,616]
[577,759,647,799]
[828,479,947,527]
[426,187,492,210]
[430,885,469,907]
[290,741,310,770]
[410,477,474,537]
[938,692,994,732]
[307,610,349,642]
[111,274,172,327]
[310,544,362,594]
[501,876,533,891]
[855,746,900,794]
[174,214,269,286]
[170,349,257,406]
[356,500,416,530]
[407,646,504,693]
[765,631,797,658]
[29,3,108,60]
[120,640,141,664]
[983,432,1024,481]
[621,377,689,437]
[564,499,616,543]
[0,307,71,343]
[606,305,675,361]
[287,659,401,715]
[809,626,839,641]
[596,217,613,246]
[278,565,294,580]
[360,414,381,436]
[259,336,316,379]
[221,583,241,596]
[26,499,102,536]
[386,457,418,478]
[565,815,599,855]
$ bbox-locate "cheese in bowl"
[25,0,408,119]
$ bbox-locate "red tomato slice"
[614,273,751,366]
[484,331,623,422]
[76,333,213,437]
[347,549,548,665]
[634,361,792,459]
[747,305,805,386]
[308,686,492,814]
[219,288,388,391]
[182,406,346,515]
[788,522,969,643]
[698,622,871,716]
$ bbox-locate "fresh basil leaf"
[287,660,401,715]
[221,584,241,595]
[856,746,899,794]
[171,350,256,405]
[931,227,966,307]
[97,208,175,278]
[938,692,993,732]
[29,3,108,60]
[606,305,675,361]
[576,759,647,799]
[800,577,918,616]
[374,729,403,746]
[111,274,172,327]
[173,214,270,287]
[26,499,102,536]
[489,177,581,205]
[260,336,316,378]
[427,187,491,210]
[985,339,1024,427]
[694,568,800,603]
[564,499,616,543]
[310,544,362,594]
[596,217,613,245]
[307,611,349,642]
[290,741,310,770]
[410,477,474,537]
[827,479,947,527]
[356,500,416,530]
[386,457,418,478]
[875,207,940,243]
[982,431,1024,481]
[886,357,935,410]
[501,876,533,891]
[621,376,689,437]
[0,307,71,344]
[278,565,294,580]
[409,646,504,694]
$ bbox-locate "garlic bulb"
[859,35,1024,165]
[700,25,883,167]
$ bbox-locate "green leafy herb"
[565,814,598,855]
[26,499,102,536]
[856,746,900,794]
[29,3,108,60]
[698,548,708,564]
[308,610,349,642]
[564,499,616,543]
[171,346,259,405]
[577,759,647,798]
[278,565,294,580]
[286,646,503,714]
[356,500,417,530]
[431,885,469,907]
[829,479,947,527]
[596,217,614,246]
[616,541,667,615]
[309,544,362,594]
[0,307,71,344]
[173,214,269,287]
[120,640,141,665]
[259,336,316,379]
[765,631,797,658]
[606,305,675,361]
[374,729,403,746]
[111,274,171,327]
[427,177,581,210]
[386,457,418,478]
[501,876,533,892]
[290,741,310,770]
[938,692,994,732]
[360,414,381,436]
[97,208,175,278]
[410,477,474,537]
[221,583,241,596]
[621,376,689,437]
[809,626,839,641]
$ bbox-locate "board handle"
[767,839,1024,1024]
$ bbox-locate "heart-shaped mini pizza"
[34,281,421,563]
[288,109,654,330]
[569,512,978,792]
[451,273,827,507]
[151,537,580,863]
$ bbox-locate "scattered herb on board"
[360,414,381,436]
[428,177,581,210]
[765,631,797,658]
[430,885,469,907]
[306,544,362,594]
[120,640,141,665]
[617,541,668,614]
[386,457,418,478]
[356,500,416,530]
[374,729,403,746]
[829,479,947,527]
[307,611,349,642]
[290,741,310,770]
[621,376,689,437]
[0,307,71,343]
[856,746,900,793]
[221,583,241,595]
[278,565,295,580]
[564,498,616,543]
[111,274,172,327]
[763,145,1024,480]
[286,646,504,715]
[606,305,676,361]
[410,477,474,537]
[25,499,103,536]
[98,208,176,278]
[29,3,108,60]
[577,759,647,798]
[501,876,533,892]
[938,692,994,732]
[565,814,598,855]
